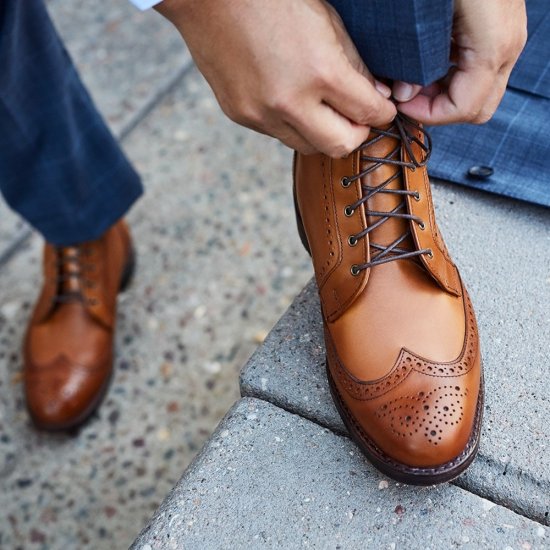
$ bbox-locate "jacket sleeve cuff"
[128,0,162,10]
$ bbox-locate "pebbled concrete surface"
[241,184,550,525]
[0,43,310,550]
[132,397,549,550]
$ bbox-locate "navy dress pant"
[0,0,143,246]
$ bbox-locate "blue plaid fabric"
[328,0,453,85]
[429,2,550,207]
[331,0,549,207]
[0,0,143,246]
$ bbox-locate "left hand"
[392,0,527,125]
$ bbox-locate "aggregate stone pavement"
[132,398,549,550]
[0,58,311,550]
[241,183,550,526]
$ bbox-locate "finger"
[275,122,319,154]
[473,70,510,123]
[238,118,318,154]
[392,81,423,103]
[289,101,373,158]
[397,66,497,125]
[323,65,397,128]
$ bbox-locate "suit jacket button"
[468,165,494,180]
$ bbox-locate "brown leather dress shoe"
[294,114,483,485]
[23,220,134,431]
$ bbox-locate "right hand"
[156,0,396,157]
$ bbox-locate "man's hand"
[393,0,527,125]
[156,0,396,157]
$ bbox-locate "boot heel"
[119,248,136,292]
[292,153,311,256]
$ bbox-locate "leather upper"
[294,119,483,469]
[24,220,132,429]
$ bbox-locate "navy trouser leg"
[0,0,143,246]
[328,0,454,85]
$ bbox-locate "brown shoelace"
[52,246,95,304]
[341,114,433,275]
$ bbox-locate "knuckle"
[461,104,482,123]
[473,110,494,124]
[267,90,296,116]
[515,28,528,54]
[220,102,238,122]
[327,143,349,159]
[311,64,332,87]
[328,137,359,158]
[239,103,264,126]
[223,100,263,127]
[354,105,376,126]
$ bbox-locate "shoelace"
[341,114,433,276]
[52,246,96,305]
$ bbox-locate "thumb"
[392,81,423,103]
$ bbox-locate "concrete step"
[241,181,550,526]
[132,397,548,549]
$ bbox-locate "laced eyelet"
[414,192,421,202]
[344,206,354,217]
[418,221,426,230]
[350,265,361,276]
[341,177,352,188]
[426,249,434,259]
[348,235,358,247]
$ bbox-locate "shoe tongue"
[360,127,415,255]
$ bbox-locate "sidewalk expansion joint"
[241,388,550,527]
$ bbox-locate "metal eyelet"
[350,265,361,276]
[341,177,352,188]
[413,192,421,202]
[418,221,425,230]
[344,206,354,217]
[348,235,358,247]
[426,249,434,259]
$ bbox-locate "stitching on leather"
[328,283,478,402]
[326,333,415,401]
[329,366,483,476]
[324,153,368,320]
[416,135,460,295]
[318,156,332,281]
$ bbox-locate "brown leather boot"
[294,115,483,485]
[23,220,134,431]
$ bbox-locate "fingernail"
[374,80,391,98]
[393,82,413,102]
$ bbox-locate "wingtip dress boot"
[294,115,483,485]
[23,220,135,431]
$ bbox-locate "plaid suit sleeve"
[328,0,453,85]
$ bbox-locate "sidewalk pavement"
[133,171,549,547]
[0,2,311,548]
